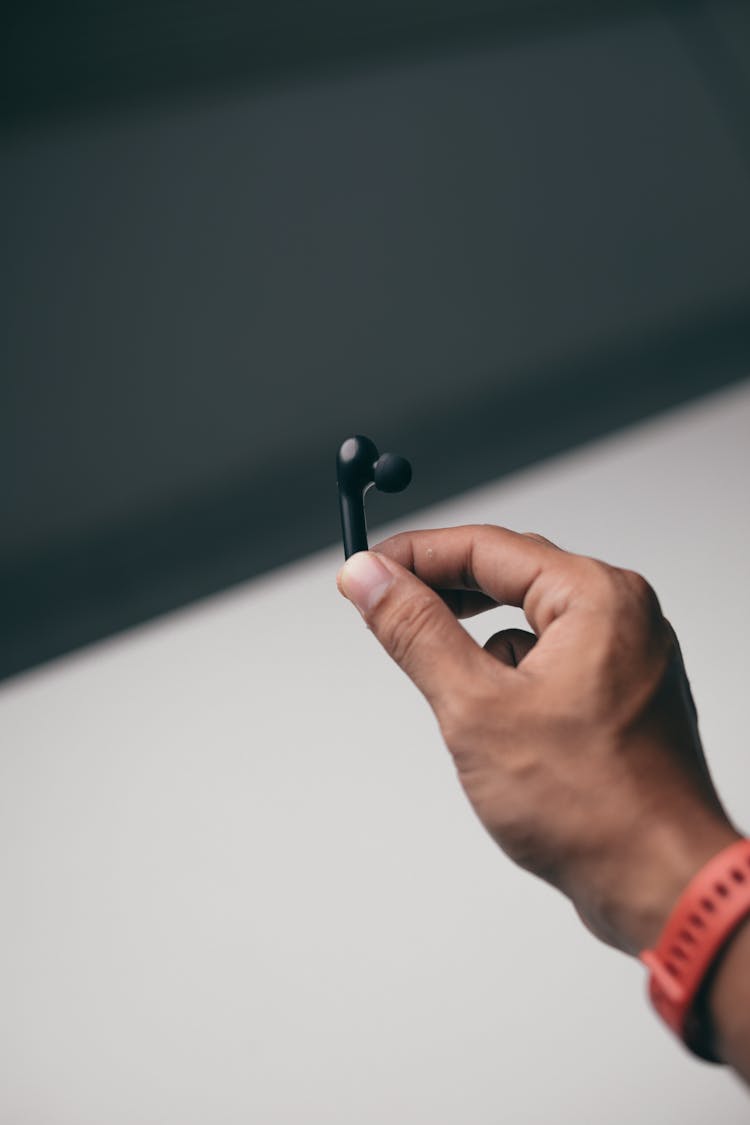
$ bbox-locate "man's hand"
[336,525,740,956]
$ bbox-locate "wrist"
[622,817,742,954]
[693,906,750,1073]
[588,812,741,956]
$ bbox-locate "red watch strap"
[640,837,750,1059]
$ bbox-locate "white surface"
[1,381,749,1123]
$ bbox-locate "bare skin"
[336,525,749,1083]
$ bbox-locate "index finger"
[371,525,576,633]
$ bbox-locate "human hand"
[337,526,740,955]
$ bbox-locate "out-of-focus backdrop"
[2,4,750,1122]
[2,0,750,680]
[1,384,749,1123]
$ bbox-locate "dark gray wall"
[2,1,750,679]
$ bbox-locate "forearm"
[703,913,750,1085]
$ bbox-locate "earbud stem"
[339,485,372,560]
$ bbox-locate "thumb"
[337,550,497,714]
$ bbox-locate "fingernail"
[338,551,394,614]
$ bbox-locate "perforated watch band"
[639,837,750,1060]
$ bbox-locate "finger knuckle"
[579,559,647,616]
[621,569,661,616]
[521,531,556,549]
[605,569,666,645]
[579,557,617,592]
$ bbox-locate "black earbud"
[337,435,412,559]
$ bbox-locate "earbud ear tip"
[373,453,412,493]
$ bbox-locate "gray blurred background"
[2,5,750,1121]
[2,0,750,681]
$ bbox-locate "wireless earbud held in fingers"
[336,435,412,559]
